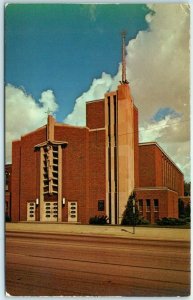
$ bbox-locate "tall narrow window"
[146,199,151,212]
[138,200,143,213]
[42,144,59,195]
[154,199,159,212]
[98,200,105,211]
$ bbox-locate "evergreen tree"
[121,192,140,225]
[185,203,190,218]
[184,182,191,196]
[178,198,185,218]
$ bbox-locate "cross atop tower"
[45,107,53,117]
[120,31,129,85]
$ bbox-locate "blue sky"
[5,4,150,121]
[5,4,190,181]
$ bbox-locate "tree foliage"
[184,182,191,196]
[121,192,141,225]
[178,198,185,218]
[89,215,108,225]
[178,198,190,219]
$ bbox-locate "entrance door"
[44,202,58,221]
[68,202,77,222]
[27,202,36,221]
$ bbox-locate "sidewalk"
[6,222,190,241]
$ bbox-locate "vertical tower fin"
[121,31,129,84]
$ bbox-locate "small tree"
[184,182,191,196]
[178,198,185,218]
[185,203,190,218]
[121,192,140,225]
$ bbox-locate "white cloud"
[5,4,190,181]
[64,4,190,181]
[5,84,58,163]
[139,115,190,180]
[64,72,113,126]
[130,3,190,181]
[127,4,190,123]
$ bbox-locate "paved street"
[6,222,190,241]
[6,230,190,296]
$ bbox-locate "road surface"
[6,231,190,296]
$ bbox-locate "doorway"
[27,202,36,221]
[68,201,77,222]
[44,202,58,221]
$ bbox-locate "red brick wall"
[88,129,106,220]
[177,171,184,196]
[12,122,105,224]
[19,128,46,221]
[11,140,21,222]
[167,190,178,218]
[55,125,89,224]
[135,188,178,223]
[133,106,139,187]
[86,99,105,129]
[11,128,46,222]
[139,145,156,187]
[139,144,184,196]
[155,147,163,186]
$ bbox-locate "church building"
[7,34,184,224]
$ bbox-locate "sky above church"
[5,3,190,181]
[5,4,149,121]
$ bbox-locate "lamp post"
[132,198,136,234]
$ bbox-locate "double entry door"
[44,202,58,221]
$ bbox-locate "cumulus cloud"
[64,72,113,126]
[139,115,190,179]
[127,3,189,122]
[5,84,58,162]
[64,4,190,180]
[5,4,190,181]
[130,3,190,181]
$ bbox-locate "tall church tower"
[105,32,136,224]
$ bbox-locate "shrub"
[156,217,186,226]
[186,216,191,223]
[139,218,150,225]
[89,215,109,225]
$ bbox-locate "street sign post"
[132,199,135,234]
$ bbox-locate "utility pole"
[132,198,136,234]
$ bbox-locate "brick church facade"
[5,34,184,225]
[6,81,184,225]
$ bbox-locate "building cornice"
[86,98,104,104]
[134,186,178,195]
